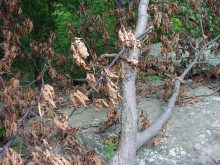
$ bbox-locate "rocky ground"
[61,82,220,165]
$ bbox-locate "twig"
[0,65,49,159]
[0,106,34,158]
[68,107,77,118]
[181,35,220,79]
[188,37,199,52]
[137,26,154,41]
[85,48,126,97]
[86,26,154,97]
[101,53,119,58]
[21,66,48,88]
[184,86,220,102]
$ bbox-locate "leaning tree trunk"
[110,1,149,164]
[110,65,138,165]
[110,1,220,164]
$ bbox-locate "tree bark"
[110,1,149,165]
[110,65,138,165]
[110,0,219,163]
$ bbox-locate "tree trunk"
[110,0,219,164]
[111,65,138,165]
[110,1,149,164]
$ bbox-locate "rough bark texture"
[110,66,138,165]
[110,1,149,165]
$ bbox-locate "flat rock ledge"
[62,85,220,165]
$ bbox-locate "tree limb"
[110,1,150,165]
[136,35,220,147]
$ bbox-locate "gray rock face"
[136,97,220,165]
[148,42,220,68]
[186,86,214,97]
[63,86,220,165]
[63,106,108,126]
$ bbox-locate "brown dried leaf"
[42,84,56,108]
[140,110,150,130]
[94,106,100,112]
[153,139,165,146]
[104,68,118,78]
[106,81,118,100]
[70,93,77,107]
[53,117,68,131]
[38,102,42,117]
[94,99,109,108]
[127,58,139,68]
[73,90,89,107]
[73,55,90,70]
[74,38,89,59]
[118,61,126,79]
[86,73,96,87]
[154,11,162,28]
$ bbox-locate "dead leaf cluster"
[139,110,150,130]
[70,90,89,108]
[1,148,24,165]
[0,77,37,138]
[71,38,90,70]
[118,28,141,49]
[163,79,174,101]
[38,84,56,117]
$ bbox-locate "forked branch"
[136,35,220,147]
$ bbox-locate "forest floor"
[1,79,220,165]
[60,80,220,165]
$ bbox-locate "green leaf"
[0,128,6,138]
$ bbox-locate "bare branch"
[188,37,199,52]
[101,53,118,58]
[181,35,220,79]
[136,35,220,147]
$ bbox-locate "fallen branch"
[101,53,119,58]
[184,86,220,103]
[110,1,150,164]
[0,106,34,159]
[136,35,220,147]
[0,65,49,159]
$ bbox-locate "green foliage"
[104,140,117,159]
[176,0,219,38]
[151,0,220,40]
[147,75,162,81]
[0,127,6,138]
[21,0,55,40]
[50,1,117,78]
[52,3,78,53]
[12,138,23,148]
[6,0,219,82]
[171,17,184,32]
